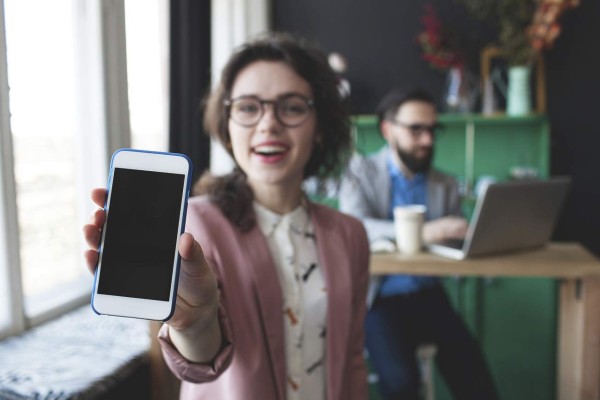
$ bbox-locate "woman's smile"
[252,140,290,164]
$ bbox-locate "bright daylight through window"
[125,0,169,152]
[0,0,167,331]
[4,0,85,315]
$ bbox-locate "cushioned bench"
[0,306,149,399]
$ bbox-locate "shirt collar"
[253,201,309,238]
[387,151,427,184]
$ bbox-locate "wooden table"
[370,242,600,400]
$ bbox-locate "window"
[0,0,168,338]
[5,0,87,319]
[125,0,169,152]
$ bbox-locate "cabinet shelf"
[352,113,549,184]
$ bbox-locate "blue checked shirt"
[378,155,440,296]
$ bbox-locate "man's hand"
[422,216,468,244]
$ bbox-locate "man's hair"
[376,88,436,129]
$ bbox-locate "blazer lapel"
[240,226,287,400]
[374,148,392,218]
[427,171,446,220]
[311,205,352,400]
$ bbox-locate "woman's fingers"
[84,207,105,247]
[82,221,101,275]
[82,188,106,276]
[168,233,219,330]
[91,188,106,208]
[177,233,217,303]
[90,208,105,228]
[88,190,106,236]
[83,223,102,248]
[83,249,98,274]
[178,233,205,265]
[178,233,214,280]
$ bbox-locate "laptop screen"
[429,177,570,259]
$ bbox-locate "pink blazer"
[159,196,370,400]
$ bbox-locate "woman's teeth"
[254,144,287,155]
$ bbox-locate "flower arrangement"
[528,0,580,52]
[417,4,464,71]
[457,0,579,66]
[457,0,536,65]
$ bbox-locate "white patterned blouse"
[253,202,328,400]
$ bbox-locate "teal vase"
[506,65,532,116]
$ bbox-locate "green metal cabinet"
[352,113,549,184]
[352,114,556,400]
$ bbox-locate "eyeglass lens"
[393,120,443,137]
[228,95,313,127]
[409,124,441,137]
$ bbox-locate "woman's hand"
[168,231,222,363]
[170,232,219,332]
[82,188,109,274]
[82,188,222,362]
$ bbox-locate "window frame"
[0,0,131,338]
[0,0,25,338]
[209,0,270,175]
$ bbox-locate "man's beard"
[396,145,434,174]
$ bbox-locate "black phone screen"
[97,167,186,300]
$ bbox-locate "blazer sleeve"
[340,154,395,242]
[157,296,234,383]
[157,256,235,383]
[427,170,464,220]
[157,202,236,383]
[447,175,463,217]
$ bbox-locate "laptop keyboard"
[438,238,465,249]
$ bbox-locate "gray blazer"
[339,146,463,305]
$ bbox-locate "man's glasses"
[224,94,314,128]
[389,120,444,138]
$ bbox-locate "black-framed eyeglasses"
[224,94,315,128]
[388,120,444,138]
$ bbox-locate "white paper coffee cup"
[394,205,427,254]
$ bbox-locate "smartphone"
[91,149,192,321]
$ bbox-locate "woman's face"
[228,61,317,194]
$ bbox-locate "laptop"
[427,177,571,260]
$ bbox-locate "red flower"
[417,4,464,71]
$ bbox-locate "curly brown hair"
[195,32,351,231]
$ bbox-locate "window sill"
[0,305,150,399]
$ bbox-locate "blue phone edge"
[90,148,194,322]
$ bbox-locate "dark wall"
[273,0,495,114]
[169,0,211,184]
[273,0,600,256]
[545,0,600,255]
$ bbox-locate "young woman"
[84,33,369,400]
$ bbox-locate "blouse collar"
[253,201,309,238]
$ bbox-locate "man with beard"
[340,88,497,400]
